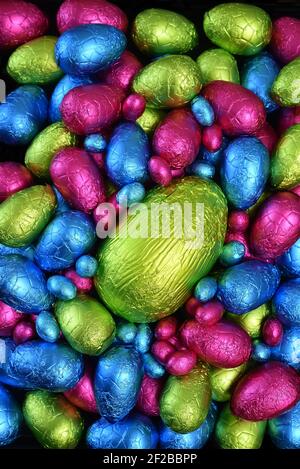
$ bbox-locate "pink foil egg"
[185,297,201,317]
[155,317,178,341]
[202,81,266,137]
[171,168,185,179]
[270,17,300,64]
[228,211,250,233]
[152,109,201,169]
[202,124,223,152]
[0,0,48,49]
[136,374,164,417]
[151,340,175,365]
[50,148,106,213]
[148,156,172,186]
[262,318,283,346]
[277,107,300,135]
[13,320,35,344]
[254,122,277,153]
[250,191,300,260]
[64,364,98,413]
[165,350,197,376]
[195,299,224,326]
[0,301,22,336]
[57,0,128,33]
[61,84,124,135]
[231,362,300,421]
[122,93,146,121]
[0,162,33,202]
[64,270,93,294]
[100,50,142,92]
[180,319,252,368]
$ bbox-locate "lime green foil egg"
[0,185,56,247]
[271,57,300,107]
[23,391,84,449]
[271,124,300,189]
[132,55,202,108]
[215,403,267,449]
[203,3,272,56]
[25,122,78,179]
[55,295,116,356]
[210,364,248,402]
[136,107,165,135]
[160,362,211,433]
[196,49,240,84]
[95,177,227,323]
[132,8,198,56]
[226,303,271,339]
[7,36,63,85]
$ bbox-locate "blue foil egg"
[0,384,22,446]
[251,340,271,362]
[55,24,126,76]
[47,275,77,300]
[106,123,150,186]
[271,327,300,370]
[220,137,269,210]
[87,412,158,449]
[0,85,48,145]
[36,311,60,343]
[134,324,153,354]
[188,160,215,179]
[217,260,280,314]
[191,96,215,126]
[35,211,96,272]
[219,241,245,266]
[242,52,280,113]
[116,321,137,344]
[269,400,300,448]
[94,345,143,422]
[116,183,146,207]
[273,278,300,326]
[52,186,70,214]
[194,277,218,302]
[84,133,107,153]
[142,353,165,379]
[0,339,35,388]
[201,138,228,166]
[0,243,34,260]
[75,255,98,278]
[0,255,53,313]
[277,238,300,278]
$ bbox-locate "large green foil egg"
[271,57,300,107]
[132,9,198,56]
[95,177,227,323]
[271,125,300,190]
[196,49,240,84]
[0,185,56,247]
[23,391,84,449]
[55,295,116,356]
[226,303,271,339]
[210,364,248,402]
[203,3,272,56]
[132,55,202,108]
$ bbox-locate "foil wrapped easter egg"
[23,390,83,448]
[64,364,98,413]
[0,384,22,446]
[55,295,115,356]
[136,375,164,417]
[132,9,198,55]
[50,148,105,212]
[0,85,48,145]
[0,185,56,247]
[250,192,300,260]
[271,125,300,190]
[210,364,247,402]
[133,55,202,109]
[269,400,300,449]
[153,110,201,170]
[61,84,124,135]
[231,362,300,421]
[273,278,300,326]
[216,403,266,449]
[271,327,300,370]
[277,238,300,277]
[36,311,60,343]
[7,36,63,85]
[0,301,22,336]
[87,412,158,449]
[95,177,227,322]
[226,303,271,339]
[221,137,269,210]
[202,81,266,137]
[136,107,165,135]
[160,362,211,433]
[271,57,300,107]
[100,50,142,92]
[94,346,143,421]
[25,123,78,179]
[0,162,33,201]
[55,24,126,76]
[271,17,300,64]
[35,210,95,272]
[203,3,272,56]
[196,49,239,84]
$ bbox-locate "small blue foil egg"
[277,238,300,278]
[106,123,150,186]
[94,345,143,422]
[84,134,107,153]
[194,277,217,302]
[86,412,158,449]
[271,327,300,370]
[75,255,98,278]
[273,278,300,326]
[0,255,53,313]
[188,160,215,179]
[47,275,77,300]
[36,311,60,343]
[134,324,153,354]
[269,400,300,449]
[0,243,34,260]
[251,340,271,362]
[217,260,280,314]
[35,210,96,272]
[116,182,146,207]
[142,353,165,379]
[220,137,269,210]
[219,241,245,266]
[191,96,214,126]
[116,321,137,344]
[55,24,126,76]
[0,384,22,446]
[0,85,48,145]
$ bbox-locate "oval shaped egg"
[226,303,271,339]
[271,124,300,190]
[133,55,202,108]
[0,301,22,337]
[203,3,272,56]
[271,16,300,64]
[210,364,248,402]
[196,48,239,85]
[273,278,300,326]
[271,57,300,107]
[23,390,83,448]
[100,50,142,92]
[0,162,33,202]
[0,384,22,446]
[95,177,227,322]
[277,238,300,277]
[269,400,300,449]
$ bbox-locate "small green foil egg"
[55,295,116,356]
[136,107,166,136]
[226,303,271,339]
[132,55,202,108]
[196,49,240,84]
[271,57,300,107]
[203,3,272,56]
[132,9,198,56]
[215,403,267,449]
[271,124,300,190]
[7,36,63,85]
[160,362,211,434]
[210,364,248,402]
[23,391,84,449]
[0,185,56,247]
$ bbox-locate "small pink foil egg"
[270,17,300,64]
[153,109,201,169]
[0,162,33,202]
[262,318,283,347]
[277,107,300,135]
[250,191,300,260]
[0,301,22,336]
[254,122,277,153]
[61,84,124,135]
[165,350,197,376]
[122,94,146,121]
[202,124,223,152]
[148,156,172,187]
[185,297,201,317]
[13,320,35,344]
[195,299,224,326]
[155,317,178,341]
[64,270,93,294]
[171,168,185,179]
[57,0,128,33]
[100,50,142,92]
[136,374,164,417]
[64,363,98,413]
[0,0,48,49]
[231,362,300,421]
[202,81,266,137]
[50,148,106,213]
[90,152,105,171]
[151,340,175,365]
[228,211,250,233]
[180,319,251,368]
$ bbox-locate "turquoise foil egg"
[0,384,22,446]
